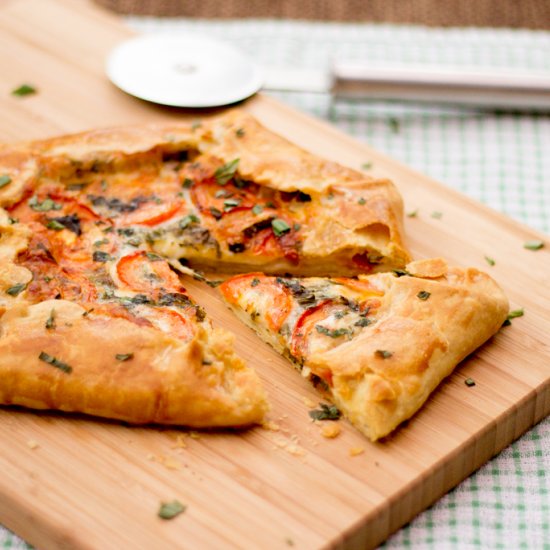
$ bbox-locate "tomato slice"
[219,273,292,332]
[116,200,183,227]
[146,308,195,341]
[190,180,257,219]
[116,251,183,293]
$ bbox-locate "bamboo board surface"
[0,1,549,549]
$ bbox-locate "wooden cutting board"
[0,1,549,549]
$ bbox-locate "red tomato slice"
[190,180,257,219]
[147,308,195,341]
[290,299,336,361]
[116,251,183,293]
[116,201,183,227]
[219,273,292,332]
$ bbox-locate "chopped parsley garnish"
[214,158,239,186]
[407,209,418,218]
[357,197,366,205]
[484,256,496,266]
[506,308,524,321]
[361,161,373,170]
[265,201,276,209]
[209,206,222,220]
[158,500,186,520]
[115,353,134,362]
[393,269,411,277]
[315,325,352,338]
[417,290,431,301]
[205,279,223,288]
[0,175,11,188]
[252,204,263,215]
[236,128,245,138]
[182,178,193,189]
[46,219,65,231]
[146,252,163,262]
[223,198,241,212]
[180,213,200,229]
[293,223,301,231]
[309,403,341,421]
[354,317,373,327]
[431,211,443,219]
[6,282,27,296]
[375,349,393,359]
[524,240,544,251]
[92,251,113,263]
[45,309,56,330]
[251,278,261,287]
[29,196,62,212]
[12,84,37,97]
[38,351,72,374]
[271,218,291,237]
[465,378,476,387]
[93,239,109,247]
[215,189,231,199]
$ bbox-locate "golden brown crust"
[0,299,268,427]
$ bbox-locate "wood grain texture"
[0,1,549,549]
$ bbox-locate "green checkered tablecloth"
[2,20,549,550]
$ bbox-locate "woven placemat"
[94,0,550,29]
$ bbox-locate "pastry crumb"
[320,423,341,439]
[171,435,188,449]
[189,431,201,440]
[26,439,39,450]
[302,397,316,408]
[262,420,281,432]
[349,446,364,457]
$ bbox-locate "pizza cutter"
[106,34,263,108]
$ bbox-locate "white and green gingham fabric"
[2,20,549,550]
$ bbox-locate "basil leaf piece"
[46,220,66,231]
[115,353,134,362]
[484,256,496,266]
[182,178,193,189]
[6,282,27,296]
[315,325,351,338]
[0,175,11,188]
[158,500,186,520]
[309,403,341,421]
[29,196,62,212]
[523,240,544,251]
[357,197,366,205]
[92,251,113,263]
[214,158,239,186]
[507,308,524,320]
[417,290,431,301]
[251,278,261,287]
[180,213,200,229]
[209,206,222,220]
[12,84,37,97]
[375,349,393,359]
[271,218,291,237]
[45,309,56,330]
[38,351,72,374]
[252,204,263,215]
[407,209,418,218]
[465,378,476,387]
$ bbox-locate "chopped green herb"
[501,319,512,327]
[205,279,223,288]
[8,217,18,224]
[180,213,200,229]
[0,175,11,188]
[484,256,496,266]
[327,193,334,201]
[507,308,524,320]
[407,209,418,218]
[223,198,241,212]
[145,252,163,262]
[354,318,373,327]
[265,201,276,209]
[523,240,544,251]
[209,206,222,220]
[393,269,411,278]
[358,197,366,205]
[6,282,27,296]
[315,325,351,338]
[93,239,109,247]
[46,219,66,231]
[251,278,261,287]
[38,351,72,374]
[214,189,231,199]
[361,161,373,170]
[272,218,291,237]
[29,196,62,212]
[115,353,134,362]
[252,204,263,215]
[43,276,52,283]
[465,378,476,387]
[417,290,431,301]
[45,309,56,330]
[214,158,239,186]
[236,128,245,138]
[67,182,89,191]
[293,223,301,231]
[387,117,400,133]
[158,500,186,520]
[431,211,443,219]
[182,178,193,189]
[82,308,94,317]
[12,84,37,97]
[309,403,341,421]
[375,349,393,359]
[92,251,113,263]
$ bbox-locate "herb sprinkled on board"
[272,219,291,237]
[502,308,524,327]
[6,282,27,296]
[115,353,134,362]
[431,211,443,219]
[12,84,37,97]
[465,378,476,387]
[523,240,544,251]
[407,209,418,218]
[158,500,186,520]
[0,175,11,188]
[361,161,372,170]
[309,403,341,421]
[484,256,496,266]
[417,290,431,301]
[214,158,239,186]
[38,352,72,374]
[375,349,393,359]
